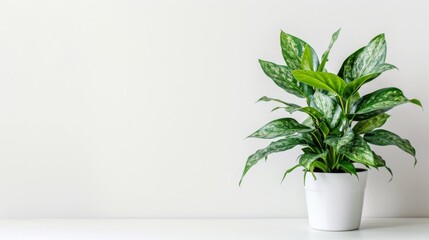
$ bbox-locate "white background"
[0,0,427,218]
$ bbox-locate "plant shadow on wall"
[240,29,422,185]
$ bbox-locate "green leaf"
[256,96,301,114]
[339,135,376,166]
[296,106,323,121]
[325,127,354,151]
[318,28,341,71]
[352,34,387,79]
[249,118,313,139]
[259,60,312,98]
[280,31,320,70]
[364,129,417,165]
[311,161,329,172]
[338,47,365,83]
[301,45,314,71]
[299,151,328,170]
[343,73,380,99]
[240,136,310,185]
[337,161,357,177]
[292,70,346,96]
[351,87,421,120]
[343,64,398,99]
[301,117,314,127]
[311,91,342,128]
[281,164,301,183]
[372,151,393,181]
[319,121,329,138]
[353,113,390,134]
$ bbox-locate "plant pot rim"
[312,168,368,174]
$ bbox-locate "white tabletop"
[0,218,427,240]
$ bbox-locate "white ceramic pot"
[304,169,368,231]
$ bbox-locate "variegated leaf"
[364,129,417,165]
[352,34,387,79]
[299,151,328,170]
[257,96,301,113]
[339,135,376,166]
[325,127,354,151]
[353,113,390,134]
[318,28,341,71]
[240,135,311,185]
[259,60,313,98]
[372,151,393,181]
[338,47,364,83]
[351,87,421,120]
[249,118,313,139]
[280,31,320,70]
[311,91,342,128]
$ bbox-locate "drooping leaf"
[337,160,357,177]
[281,164,301,183]
[249,118,313,139]
[352,34,387,79]
[292,70,346,96]
[351,87,421,120]
[299,151,328,170]
[280,31,320,70]
[372,151,393,181]
[364,129,417,165]
[256,96,300,107]
[311,91,342,128]
[259,60,313,98]
[339,135,376,166]
[318,28,341,71]
[301,45,314,71]
[338,47,364,83]
[325,127,355,151]
[353,113,390,134]
[240,136,310,185]
[296,106,323,121]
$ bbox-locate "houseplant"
[240,29,422,231]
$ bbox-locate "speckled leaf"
[297,106,323,121]
[353,113,390,134]
[240,135,311,185]
[299,151,328,170]
[352,34,387,79]
[257,96,301,113]
[249,118,313,139]
[318,28,341,71]
[351,87,421,120]
[311,91,342,128]
[372,151,393,181]
[280,31,319,70]
[259,60,313,98]
[364,129,417,165]
[325,127,354,151]
[292,70,346,96]
[338,47,364,83]
[339,135,376,166]
[301,45,314,71]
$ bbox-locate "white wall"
[0,0,427,218]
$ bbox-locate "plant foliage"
[240,29,422,185]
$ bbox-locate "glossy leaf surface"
[353,113,390,134]
[318,28,341,71]
[280,31,319,70]
[364,129,417,164]
[240,136,310,185]
[249,118,313,139]
[292,70,346,96]
[340,135,376,166]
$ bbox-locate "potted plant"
[240,29,422,231]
